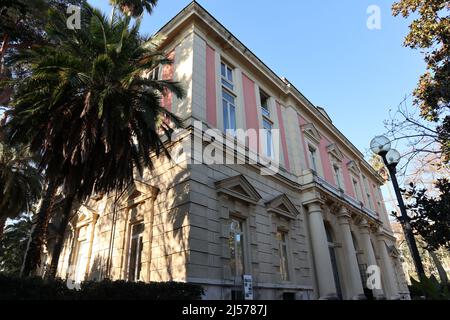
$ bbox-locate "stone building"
[48,2,410,300]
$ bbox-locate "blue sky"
[90,0,424,156]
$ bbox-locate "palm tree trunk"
[21,179,58,277]
[0,33,9,68]
[429,250,449,284]
[47,194,75,279]
[0,216,6,239]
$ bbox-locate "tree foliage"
[110,0,158,17]
[400,179,450,251]
[0,143,42,222]
[392,0,450,160]
[0,214,32,274]
[2,1,184,275]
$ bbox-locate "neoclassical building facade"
[47,2,410,300]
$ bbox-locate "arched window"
[324,222,342,299]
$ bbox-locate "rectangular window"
[308,145,318,172]
[222,90,236,134]
[149,65,160,80]
[363,176,373,210]
[221,61,234,91]
[277,231,290,281]
[353,178,361,201]
[333,165,342,189]
[229,218,245,279]
[260,90,270,117]
[128,223,144,282]
[263,118,273,158]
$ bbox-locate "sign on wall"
[243,275,253,300]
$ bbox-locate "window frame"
[308,144,318,172]
[148,65,160,81]
[276,230,290,281]
[229,217,246,280]
[260,90,270,118]
[221,61,234,91]
[362,176,374,210]
[127,222,145,282]
[333,164,343,190]
[220,60,237,134]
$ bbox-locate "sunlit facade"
[46,2,410,300]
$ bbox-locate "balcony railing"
[313,174,378,219]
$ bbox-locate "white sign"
[243,274,253,300]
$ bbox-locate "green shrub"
[0,274,203,300]
[408,275,450,300]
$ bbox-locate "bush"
[408,275,450,300]
[0,274,204,300]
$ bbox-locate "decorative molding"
[265,194,300,220]
[301,123,321,145]
[215,175,262,204]
[118,180,159,209]
[327,143,344,161]
[347,160,361,176]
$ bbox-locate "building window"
[333,164,342,189]
[149,65,160,80]
[222,90,236,134]
[263,118,274,158]
[260,90,270,117]
[325,223,342,299]
[363,176,373,210]
[70,225,89,284]
[221,61,234,91]
[277,231,290,281]
[229,218,245,279]
[308,145,318,172]
[352,178,361,201]
[128,223,144,282]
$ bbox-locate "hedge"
[0,274,204,300]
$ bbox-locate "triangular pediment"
[347,160,361,175]
[327,143,344,161]
[118,180,159,208]
[265,194,300,220]
[301,123,321,144]
[387,244,400,258]
[215,175,262,204]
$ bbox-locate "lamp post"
[370,136,425,279]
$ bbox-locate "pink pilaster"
[242,73,259,153]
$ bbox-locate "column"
[337,208,366,300]
[359,220,385,299]
[376,229,400,300]
[306,201,338,299]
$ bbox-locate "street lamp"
[370,136,425,279]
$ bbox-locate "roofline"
[154,1,384,184]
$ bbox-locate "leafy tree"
[0,143,42,238]
[392,1,450,161]
[0,214,32,275]
[110,0,158,17]
[4,2,183,277]
[400,179,450,252]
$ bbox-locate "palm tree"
[5,3,183,277]
[0,213,33,274]
[109,0,158,17]
[0,143,42,238]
